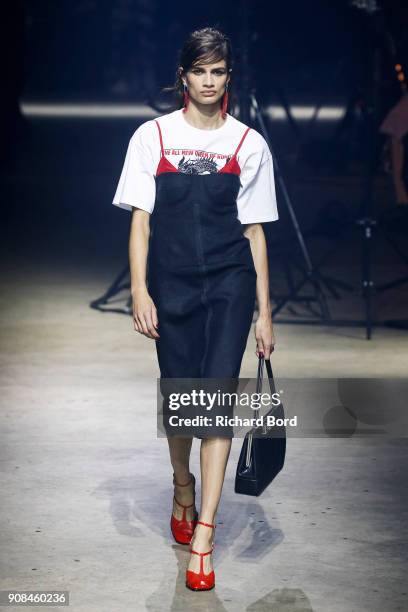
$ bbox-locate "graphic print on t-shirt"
[112,109,279,223]
[163,149,233,174]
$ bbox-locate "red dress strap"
[154,120,165,157]
[233,126,251,158]
[154,119,179,175]
[218,126,252,175]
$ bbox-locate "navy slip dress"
[147,119,257,437]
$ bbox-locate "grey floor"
[1,256,407,612]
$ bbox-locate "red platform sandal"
[171,472,198,545]
[185,520,216,591]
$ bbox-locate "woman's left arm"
[243,223,276,359]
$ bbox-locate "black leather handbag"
[234,355,286,496]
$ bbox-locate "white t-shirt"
[112,108,279,224]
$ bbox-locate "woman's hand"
[132,287,160,340]
[254,312,276,359]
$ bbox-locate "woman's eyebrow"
[193,66,226,71]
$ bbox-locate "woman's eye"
[192,70,225,75]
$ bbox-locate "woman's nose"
[203,76,214,87]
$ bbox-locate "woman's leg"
[167,435,195,521]
[188,437,232,574]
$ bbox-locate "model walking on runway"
[113,27,279,591]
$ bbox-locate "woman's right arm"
[129,208,159,340]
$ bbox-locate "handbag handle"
[264,356,277,395]
[253,355,276,419]
[245,354,276,466]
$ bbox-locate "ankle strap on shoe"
[196,520,216,529]
[173,472,194,487]
[190,546,214,556]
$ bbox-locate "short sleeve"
[237,134,279,224]
[112,122,156,213]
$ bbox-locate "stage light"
[20,102,347,123]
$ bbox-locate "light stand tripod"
[236,0,348,324]
[249,0,408,338]
[90,263,132,315]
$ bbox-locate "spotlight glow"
[20,101,346,122]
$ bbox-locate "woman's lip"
[201,92,216,96]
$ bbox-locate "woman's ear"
[178,66,186,87]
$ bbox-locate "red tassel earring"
[221,83,229,119]
[182,83,189,113]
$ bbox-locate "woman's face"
[181,59,230,108]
